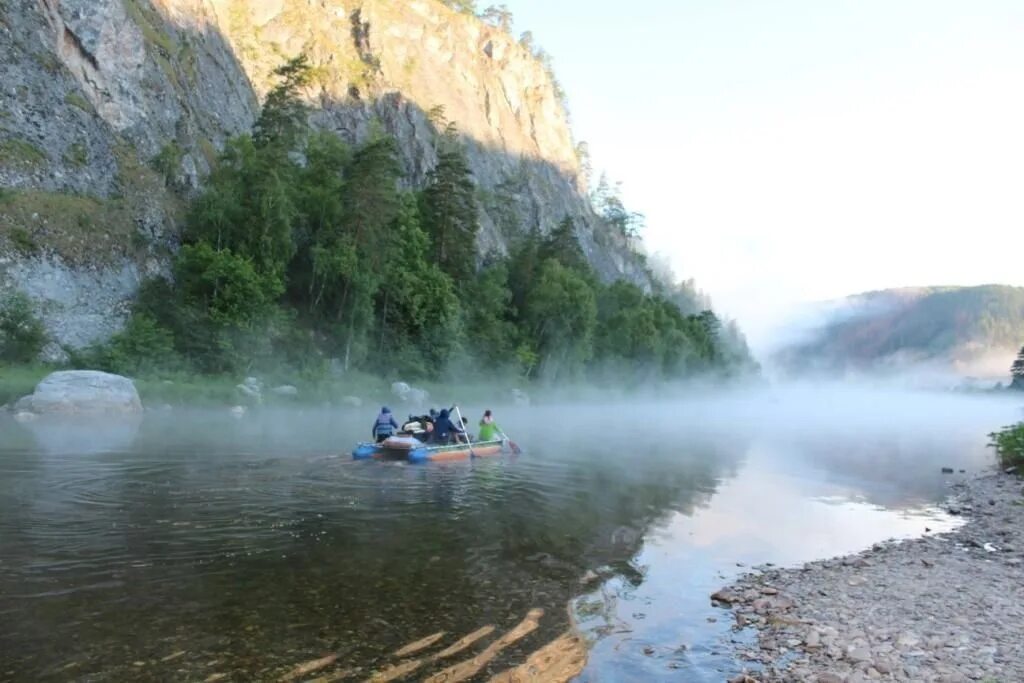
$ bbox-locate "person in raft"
[430,408,465,444]
[372,406,400,443]
[478,409,502,441]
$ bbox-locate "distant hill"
[774,285,1024,380]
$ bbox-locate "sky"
[500,0,1024,350]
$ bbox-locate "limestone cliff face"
[0,0,648,355]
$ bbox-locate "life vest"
[374,413,396,437]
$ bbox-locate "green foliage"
[64,92,93,114]
[522,259,597,381]
[64,141,88,168]
[463,260,517,369]
[88,314,178,376]
[480,5,513,32]
[122,0,175,56]
[152,142,184,187]
[420,128,478,284]
[0,291,47,363]
[253,54,313,150]
[373,196,462,377]
[1011,345,1024,389]
[989,423,1024,469]
[781,285,1024,370]
[440,0,477,14]
[543,216,587,271]
[175,243,280,328]
[77,53,750,386]
[0,364,51,406]
[7,227,37,254]
[0,138,46,168]
[187,135,297,278]
[591,173,644,238]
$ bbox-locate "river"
[0,385,1018,681]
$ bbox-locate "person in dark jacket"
[430,408,464,444]
[372,406,399,443]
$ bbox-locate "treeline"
[82,56,751,384]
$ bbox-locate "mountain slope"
[0,0,649,355]
[774,285,1024,379]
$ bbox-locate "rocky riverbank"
[714,472,1024,683]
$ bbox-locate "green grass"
[122,0,175,55]
[64,92,93,114]
[0,364,52,406]
[0,138,47,169]
[7,226,37,254]
[34,50,62,75]
[63,142,88,168]
[198,138,219,168]
[0,189,131,263]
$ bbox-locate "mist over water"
[0,384,1019,681]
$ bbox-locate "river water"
[0,385,1018,681]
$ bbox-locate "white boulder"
[271,385,299,397]
[391,381,429,405]
[15,370,142,414]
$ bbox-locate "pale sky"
[502,0,1024,349]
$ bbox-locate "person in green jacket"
[478,409,501,441]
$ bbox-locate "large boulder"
[391,381,430,406]
[14,370,142,414]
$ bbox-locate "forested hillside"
[775,285,1024,378]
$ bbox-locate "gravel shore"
[713,472,1024,683]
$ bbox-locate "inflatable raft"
[352,436,507,463]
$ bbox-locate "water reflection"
[0,407,746,681]
[0,388,1017,681]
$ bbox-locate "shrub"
[0,291,47,363]
[90,313,179,376]
[989,423,1024,469]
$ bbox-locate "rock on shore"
[14,370,142,415]
[715,473,1024,682]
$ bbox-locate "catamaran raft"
[353,409,518,463]
[352,436,507,463]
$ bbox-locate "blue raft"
[352,435,506,463]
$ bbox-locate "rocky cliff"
[0,0,648,357]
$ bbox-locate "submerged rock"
[15,370,142,414]
[271,385,299,397]
[236,377,263,403]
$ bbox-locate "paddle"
[453,404,475,458]
[497,428,521,454]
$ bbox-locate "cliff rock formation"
[0,0,648,357]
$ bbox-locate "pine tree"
[541,215,587,272]
[253,54,313,151]
[1011,345,1024,389]
[420,128,478,284]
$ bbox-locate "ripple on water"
[0,402,1008,681]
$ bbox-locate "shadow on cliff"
[113,1,649,286]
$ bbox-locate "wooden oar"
[453,404,475,458]
[497,428,521,454]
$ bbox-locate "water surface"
[0,387,1017,681]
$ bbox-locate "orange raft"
[352,436,507,463]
